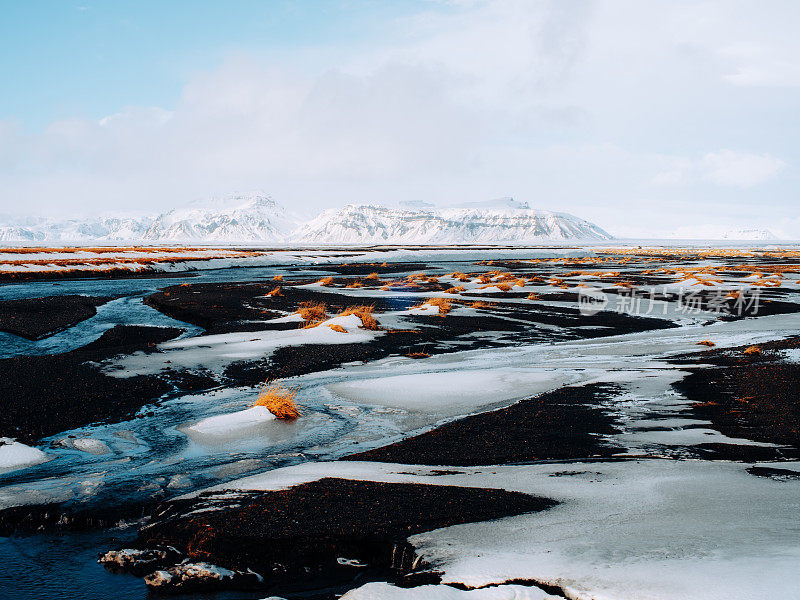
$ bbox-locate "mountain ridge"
[0,194,613,243]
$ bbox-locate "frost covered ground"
[1,245,799,600]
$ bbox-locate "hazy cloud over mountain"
[1,0,798,237]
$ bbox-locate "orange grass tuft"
[470,300,491,309]
[743,345,761,355]
[337,305,380,330]
[327,323,347,333]
[345,280,364,288]
[365,272,380,280]
[446,271,470,282]
[526,293,540,300]
[317,277,334,286]
[267,286,283,297]
[254,383,300,420]
[405,351,430,359]
[272,274,283,282]
[417,297,452,315]
[444,286,465,294]
[697,340,716,347]
[296,301,327,325]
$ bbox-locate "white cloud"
[701,150,786,187]
[701,150,785,187]
[653,150,785,188]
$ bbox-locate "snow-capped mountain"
[668,225,781,241]
[0,216,152,242]
[291,202,612,243]
[721,228,778,241]
[142,194,299,242]
[0,195,613,243]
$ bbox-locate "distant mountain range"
[0,194,613,244]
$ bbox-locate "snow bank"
[327,368,575,415]
[107,314,380,377]
[0,438,48,472]
[186,405,276,437]
[198,459,800,600]
[342,582,559,599]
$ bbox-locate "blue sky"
[1,1,430,130]
[1,0,799,237]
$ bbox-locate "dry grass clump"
[272,274,283,282]
[495,283,512,292]
[743,345,761,355]
[470,300,491,309]
[446,271,470,282]
[254,383,301,420]
[477,274,492,284]
[345,280,364,288]
[317,276,334,286]
[338,305,380,330]
[422,297,453,315]
[697,340,716,347]
[267,286,283,297]
[365,272,380,280]
[327,323,347,333]
[444,286,465,294]
[405,351,430,359]
[526,293,540,300]
[297,301,327,326]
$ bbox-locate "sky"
[0,0,798,238]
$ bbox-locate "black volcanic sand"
[0,268,199,282]
[144,281,422,334]
[223,304,670,387]
[0,325,216,443]
[346,384,622,466]
[673,337,800,459]
[135,478,554,581]
[0,294,111,340]
[146,280,676,368]
[144,282,284,334]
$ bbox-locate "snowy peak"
[291,204,612,243]
[721,228,778,241]
[144,193,299,242]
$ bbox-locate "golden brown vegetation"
[296,301,327,327]
[419,297,453,315]
[337,305,380,330]
[254,383,301,420]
